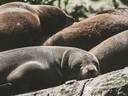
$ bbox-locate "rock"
[83,67,128,96]
[15,80,87,96]
[16,67,128,96]
[52,0,128,20]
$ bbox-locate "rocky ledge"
[16,67,128,96]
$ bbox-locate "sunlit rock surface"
[52,0,128,20]
[16,67,128,96]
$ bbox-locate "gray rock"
[16,67,128,96]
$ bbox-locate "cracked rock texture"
[16,67,128,96]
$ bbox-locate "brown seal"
[0,46,99,95]
[43,8,128,50]
[0,2,74,51]
[89,30,128,74]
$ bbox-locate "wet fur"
[0,46,99,95]
[89,30,128,74]
[0,2,74,51]
[43,8,128,50]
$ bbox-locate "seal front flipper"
[7,61,44,94]
[0,83,12,96]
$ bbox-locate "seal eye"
[72,63,81,73]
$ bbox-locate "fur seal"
[0,2,74,51]
[43,8,128,50]
[0,46,99,95]
[89,30,128,74]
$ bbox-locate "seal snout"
[65,16,74,26]
[83,64,99,79]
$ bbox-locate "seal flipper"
[6,61,44,94]
[0,83,13,96]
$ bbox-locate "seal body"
[43,8,128,50]
[89,30,128,74]
[0,2,74,51]
[0,46,99,95]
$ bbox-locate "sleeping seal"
[0,46,99,95]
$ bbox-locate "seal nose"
[87,68,98,78]
[66,16,74,26]
[85,65,99,78]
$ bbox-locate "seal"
[89,30,128,74]
[0,46,99,95]
[43,8,128,50]
[0,2,74,51]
